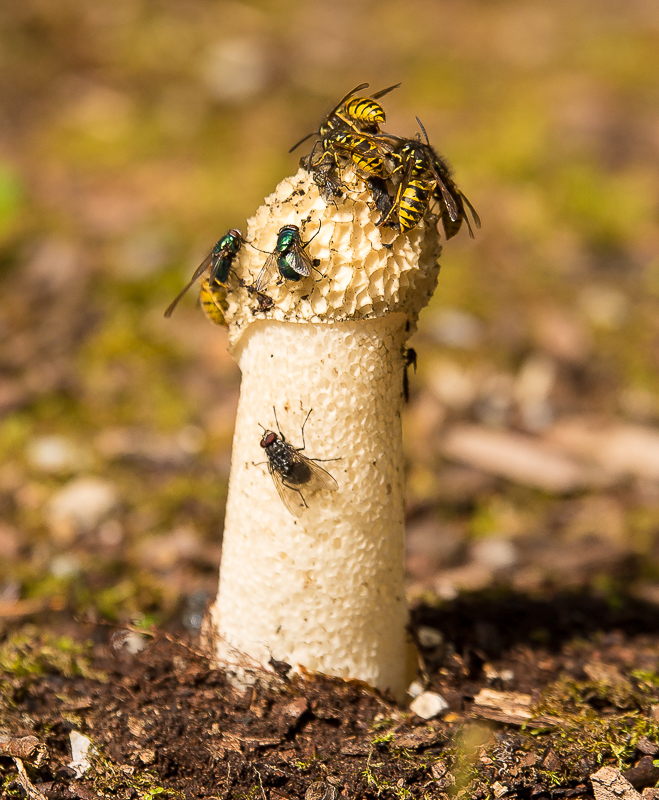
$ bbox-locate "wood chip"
[0,734,48,766]
[392,729,443,750]
[281,697,308,720]
[541,749,562,772]
[591,766,642,800]
[13,758,47,800]
[340,739,370,756]
[442,424,590,492]
[471,689,559,728]
[583,662,625,684]
[546,418,659,481]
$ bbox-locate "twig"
[13,758,47,800]
[0,734,48,766]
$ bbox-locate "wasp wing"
[268,463,305,517]
[371,82,401,100]
[461,192,481,234]
[255,251,279,293]
[384,149,417,228]
[432,173,459,223]
[328,82,370,118]
[164,252,213,318]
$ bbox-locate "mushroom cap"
[223,168,442,348]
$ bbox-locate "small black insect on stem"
[403,347,417,404]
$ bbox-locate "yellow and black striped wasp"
[292,83,400,201]
[199,278,229,327]
[381,119,481,238]
[290,82,401,154]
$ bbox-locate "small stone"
[306,782,337,800]
[407,680,424,698]
[27,436,90,474]
[138,748,156,765]
[471,538,518,570]
[540,748,561,772]
[69,731,93,778]
[623,756,659,790]
[281,697,308,720]
[47,477,119,535]
[416,626,443,649]
[409,691,449,720]
[637,737,659,756]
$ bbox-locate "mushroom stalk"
[211,314,409,696]
[208,169,441,700]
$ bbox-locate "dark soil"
[3,592,659,800]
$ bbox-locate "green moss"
[87,749,184,800]
[0,627,104,680]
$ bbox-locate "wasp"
[382,119,481,237]
[290,82,401,155]
[255,223,320,293]
[164,229,242,318]
[258,408,338,518]
[305,128,393,191]
[199,278,229,327]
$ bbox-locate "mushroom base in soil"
[204,167,442,701]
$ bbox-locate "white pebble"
[409,691,450,720]
[47,477,118,533]
[69,731,94,777]
[27,436,88,473]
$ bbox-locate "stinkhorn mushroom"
[206,165,442,700]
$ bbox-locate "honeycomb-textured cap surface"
[224,168,442,348]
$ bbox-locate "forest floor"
[3,593,659,800]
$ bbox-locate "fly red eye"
[260,432,277,447]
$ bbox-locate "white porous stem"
[210,169,441,699]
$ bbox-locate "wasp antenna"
[289,131,315,154]
[415,116,431,146]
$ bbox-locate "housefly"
[258,408,338,517]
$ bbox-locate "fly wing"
[164,252,213,318]
[255,251,279,293]
[292,452,339,495]
[290,247,314,278]
[269,463,305,518]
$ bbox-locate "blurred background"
[1,0,659,633]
